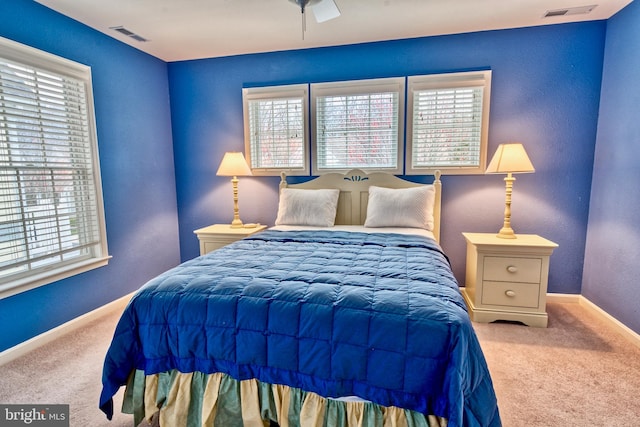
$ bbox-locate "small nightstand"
[194,224,267,255]
[461,232,558,327]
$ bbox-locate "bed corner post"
[433,170,442,244]
[279,171,288,192]
[434,170,442,186]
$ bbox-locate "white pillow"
[275,188,340,227]
[364,185,436,230]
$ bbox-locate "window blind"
[0,52,105,287]
[243,85,309,176]
[247,97,304,169]
[407,71,492,175]
[312,78,404,174]
[411,86,484,168]
[315,92,398,170]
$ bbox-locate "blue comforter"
[100,230,500,426]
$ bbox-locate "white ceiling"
[35,0,632,62]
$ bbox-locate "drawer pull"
[506,265,518,273]
[505,290,516,297]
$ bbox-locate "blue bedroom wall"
[168,22,606,296]
[0,0,181,352]
[583,1,640,334]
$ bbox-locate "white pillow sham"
[364,185,436,230]
[275,188,340,227]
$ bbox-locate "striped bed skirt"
[122,370,448,427]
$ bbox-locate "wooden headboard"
[279,169,442,242]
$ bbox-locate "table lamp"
[216,152,252,228]
[485,143,535,239]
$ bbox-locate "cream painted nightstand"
[461,232,558,327]
[194,224,267,255]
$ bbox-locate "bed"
[100,169,501,427]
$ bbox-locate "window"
[243,85,309,176]
[311,78,404,175]
[0,37,108,298]
[242,72,490,177]
[406,71,492,175]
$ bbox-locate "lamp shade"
[216,152,252,177]
[486,143,535,174]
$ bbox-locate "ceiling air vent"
[109,26,150,42]
[544,4,597,18]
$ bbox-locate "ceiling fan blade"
[311,0,340,23]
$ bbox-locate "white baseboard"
[576,296,640,349]
[0,292,133,367]
[548,292,640,349]
[546,293,581,304]
[461,289,640,348]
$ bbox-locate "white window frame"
[406,70,492,175]
[0,36,109,299]
[311,77,405,175]
[242,84,309,176]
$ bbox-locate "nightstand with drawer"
[194,224,267,255]
[461,232,558,327]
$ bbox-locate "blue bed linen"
[100,230,500,426]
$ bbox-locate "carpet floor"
[472,302,640,426]
[0,301,639,426]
